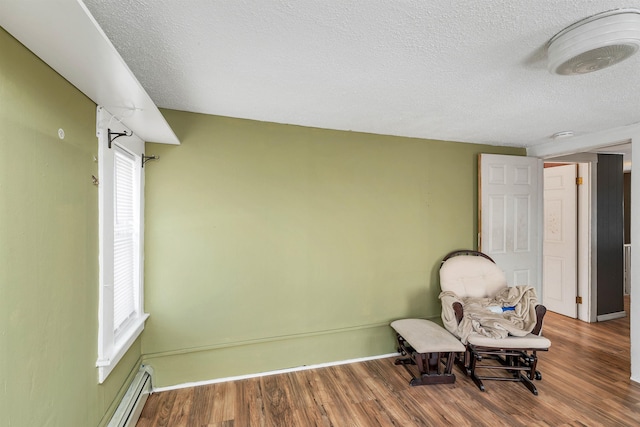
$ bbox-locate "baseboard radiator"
[108,365,154,427]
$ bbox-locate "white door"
[543,164,578,318]
[479,154,543,296]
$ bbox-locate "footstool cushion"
[391,319,465,353]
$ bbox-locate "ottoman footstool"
[390,318,465,386]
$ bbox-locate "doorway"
[542,152,628,322]
[542,162,592,321]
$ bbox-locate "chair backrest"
[439,252,507,298]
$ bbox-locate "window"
[113,148,140,334]
[96,106,148,383]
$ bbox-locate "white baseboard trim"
[596,311,627,322]
[153,352,400,393]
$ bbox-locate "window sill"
[97,313,149,383]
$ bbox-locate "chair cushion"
[467,333,551,349]
[440,255,507,298]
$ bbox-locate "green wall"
[0,27,141,426]
[143,110,523,387]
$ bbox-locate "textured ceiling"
[82,0,640,147]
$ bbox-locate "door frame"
[578,162,596,323]
[542,163,579,319]
[527,127,639,384]
[542,155,597,322]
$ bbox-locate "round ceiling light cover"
[548,9,640,75]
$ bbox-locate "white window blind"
[113,148,138,335]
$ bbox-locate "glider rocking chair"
[439,250,551,395]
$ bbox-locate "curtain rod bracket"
[107,128,133,149]
[142,154,159,168]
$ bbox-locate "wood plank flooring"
[137,298,639,426]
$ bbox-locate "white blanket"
[439,286,539,344]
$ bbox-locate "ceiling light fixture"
[547,9,640,75]
[551,131,574,139]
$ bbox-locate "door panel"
[542,164,577,318]
[479,154,542,295]
[487,194,506,253]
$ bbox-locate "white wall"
[631,136,639,383]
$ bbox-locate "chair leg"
[528,351,538,380]
[468,349,485,392]
[444,351,455,374]
[455,347,471,376]
[519,373,539,395]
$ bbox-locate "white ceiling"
[80,0,640,149]
[0,0,180,145]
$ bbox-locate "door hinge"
[576,177,583,185]
[576,296,583,304]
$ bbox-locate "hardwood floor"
[137,298,639,426]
